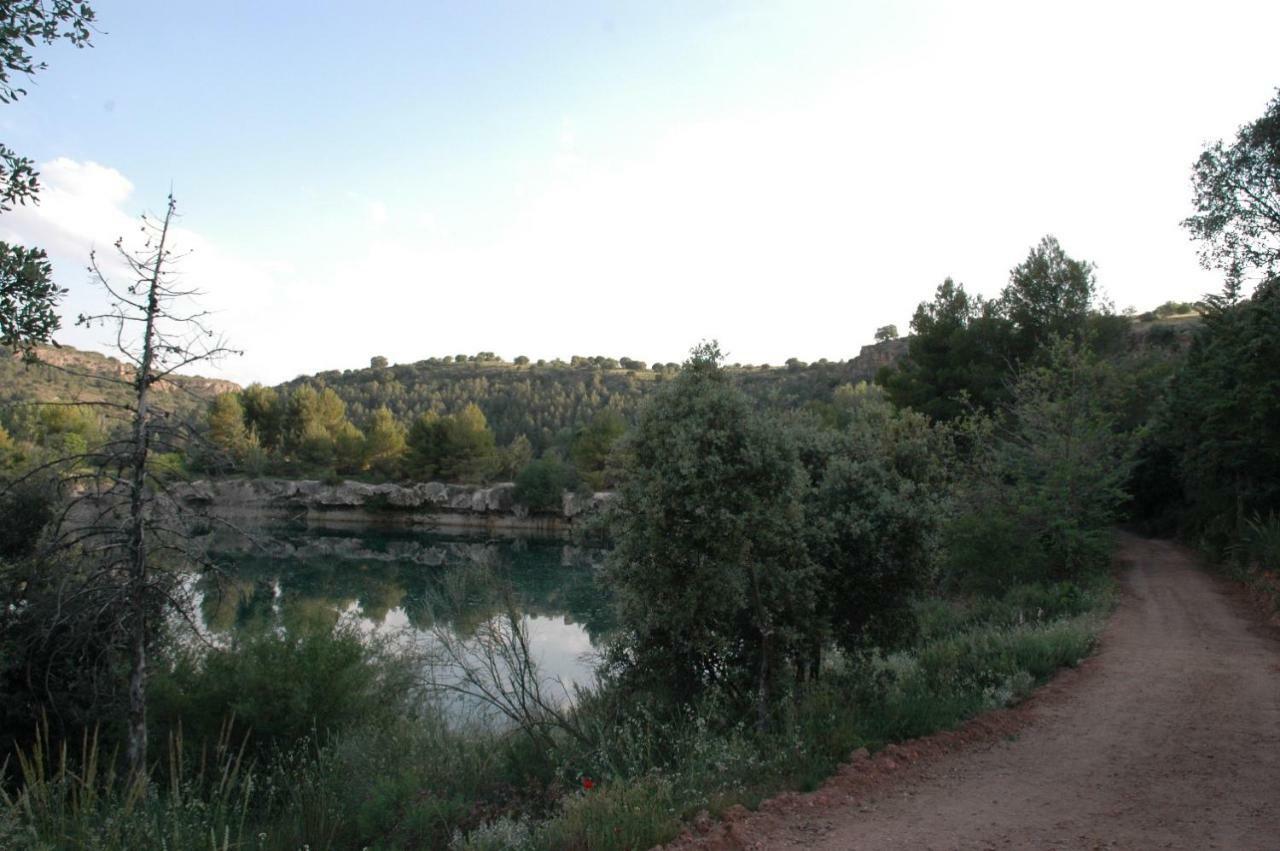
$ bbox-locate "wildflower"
[581,776,595,791]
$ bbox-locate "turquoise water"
[198,526,614,694]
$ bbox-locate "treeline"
[279,352,899,454]
[180,343,904,497]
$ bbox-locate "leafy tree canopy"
[1184,88,1280,292]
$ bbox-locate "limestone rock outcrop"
[177,478,612,533]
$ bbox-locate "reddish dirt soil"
[663,535,1280,850]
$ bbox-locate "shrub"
[514,457,572,514]
[150,624,411,760]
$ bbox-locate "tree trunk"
[124,198,174,779]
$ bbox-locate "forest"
[1,4,1279,849]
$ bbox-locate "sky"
[2,0,1278,385]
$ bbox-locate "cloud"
[4,0,1264,384]
[0,158,293,384]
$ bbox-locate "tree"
[570,408,626,489]
[1147,278,1280,542]
[500,433,533,479]
[437,403,498,482]
[874,324,899,342]
[240,383,284,451]
[604,342,814,726]
[1002,235,1096,357]
[0,2,97,351]
[205,391,251,468]
[370,355,389,369]
[881,238,1101,421]
[405,410,443,480]
[880,277,1013,420]
[363,406,406,477]
[285,385,358,469]
[1184,89,1280,291]
[513,455,572,513]
[0,244,62,352]
[333,420,366,474]
[946,339,1133,589]
[792,384,950,672]
[13,195,238,777]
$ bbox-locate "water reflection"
[198,526,614,690]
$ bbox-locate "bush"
[514,457,573,514]
[149,624,411,760]
[533,775,681,851]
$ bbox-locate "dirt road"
[670,535,1280,850]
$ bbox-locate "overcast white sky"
[3,1,1278,385]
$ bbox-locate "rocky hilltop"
[178,477,613,534]
[1,344,240,413]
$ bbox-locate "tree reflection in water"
[195,527,613,690]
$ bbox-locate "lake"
[196,525,615,705]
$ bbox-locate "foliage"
[605,345,955,729]
[1137,300,1200,322]
[945,340,1133,590]
[362,405,407,477]
[605,342,815,724]
[0,0,97,351]
[1142,278,1280,543]
[203,390,252,470]
[1002,235,1097,358]
[797,386,951,660]
[404,402,499,483]
[1183,88,1280,290]
[879,277,1014,420]
[570,408,625,489]
[881,237,1115,421]
[500,432,534,478]
[2,544,1111,851]
[0,2,97,106]
[514,456,573,513]
[874,323,899,342]
[262,345,903,461]
[240,382,285,450]
[150,624,412,762]
[0,244,62,352]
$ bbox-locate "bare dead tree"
[0,194,239,778]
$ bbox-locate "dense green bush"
[513,456,574,513]
[604,342,814,720]
[149,624,412,761]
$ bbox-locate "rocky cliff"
[178,478,614,534]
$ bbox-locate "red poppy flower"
[581,776,594,790]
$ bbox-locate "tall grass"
[0,720,254,850]
[1226,511,1280,616]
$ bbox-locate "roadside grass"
[1200,512,1280,620]
[0,579,1112,850]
